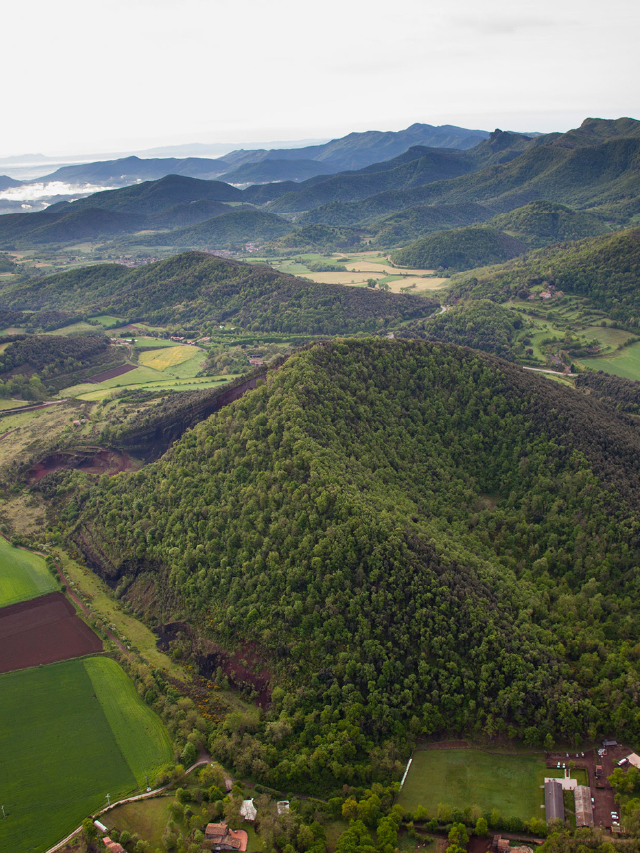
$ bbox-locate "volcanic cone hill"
[72,339,640,790]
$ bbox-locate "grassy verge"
[55,548,190,680]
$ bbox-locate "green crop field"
[397,749,548,821]
[0,657,173,853]
[85,657,173,787]
[582,341,640,381]
[0,536,57,607]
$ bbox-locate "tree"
[623,798,640,835]
[448,823,469,846]
[181,741,198,766]
[377,816,398,853]
[82,818,97,842]
[474,817,488,837]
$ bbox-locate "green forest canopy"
[73,339,640,791]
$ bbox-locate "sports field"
[0,657,173,853]
[0,535,57,607]
[397,748,547,821]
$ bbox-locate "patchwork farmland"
[0,657,173,853]
[0,591,103,673]
[0,539,173,853]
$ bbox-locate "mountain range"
[0,117,638,257]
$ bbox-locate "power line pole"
[106,794,110,807]
[1,805,5,818]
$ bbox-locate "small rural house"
[102,838,125,853]
[240,799,257,821]
[203,823,248,851]
[276,801,290,815]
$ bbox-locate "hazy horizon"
[2,0,638,161]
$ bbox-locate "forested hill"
[0,251,436,332]
[73,339,640,790]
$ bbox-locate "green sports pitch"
[0,657,173,853]
[0,536,58,607]
[397,748,548,821]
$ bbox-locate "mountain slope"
[449,228,640,322]
[267,147,476,214]
[220,159,334,184]
[73,338,640,789]
[0,251,437,331]
[139,210,292,248]
[0,207,148,247]
[302,135,640,227]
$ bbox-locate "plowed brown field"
[0,592,102,672]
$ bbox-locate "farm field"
[581,341,640,381]
[88,363,138,383]
[85,657,173,787]
[0,592,102,672]
[0,535,58,607]
[271,252,448,291]
[0,656,172,853]
[397,748,548,821]
[139,344,201,371]
[75,375,230,401]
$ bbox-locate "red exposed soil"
[29,448,132,481]
[88,363,137,383]
[0,591,103,673]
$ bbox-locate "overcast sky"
[2,0,638,158]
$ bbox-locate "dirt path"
[55,558,130,656]
[523,367,576,377]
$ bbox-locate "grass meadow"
[397,749,548,821]
[0,657,172,853]
[582,341,640,381]
[0,536,57,607]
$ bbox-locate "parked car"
[618,758,629,766]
